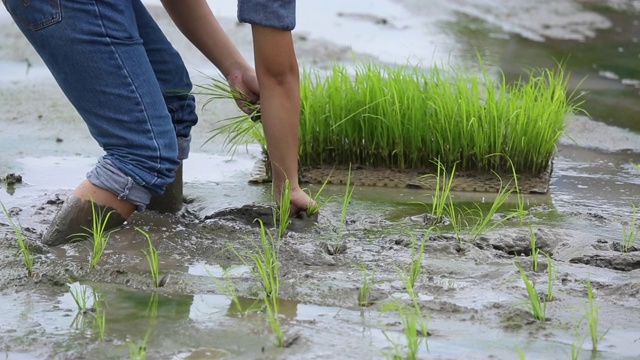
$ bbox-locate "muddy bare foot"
[41,195,126,246]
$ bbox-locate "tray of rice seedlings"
[200,60,583,194]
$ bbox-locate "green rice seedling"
[381,298,431,358]
[295,62,581,176]
[585,280,608,352]
[253,220,284,347]
[468,172,516,242]
[357,262,374,307]
[516,263,546,322]
[274,179,292,240]
[68,282,92,312]
[529,225,540,272]
[146,292,159,319]
[396,229,433,299]
[94,308,106,341]
[324,165,355,254]
[136,228,160,288]
[380,339,404,360]
[69,199,114,269]
[444,200,463,242]
[250,220,280,300]
[339,165,355,229]
[505,156,528,224]
[621,204,639,253]
[420,161,456,226]
[1,201,34,277]
[264,294,284,348]
[570,321,586,360]
[407,230,431,291]
[202,62,580,180]
[304,172,334,216]
[92,291,107,341]
[207,267,244,315]
[545,252,555,302]
[229,220,284,346]
[196,76,263,153]
[70,311,92,331]
[398,305,423,360]
[128,328,152,360]
[515,346,526,360]
[381,301,429,360]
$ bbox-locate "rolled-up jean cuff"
[177,136,191,160]
[86,157,152,211]
[237,0,296,30]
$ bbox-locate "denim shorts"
[238,0,296,30]
[3,0,198,209]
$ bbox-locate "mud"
[2,1,640,360]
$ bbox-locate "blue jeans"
[3,0,198,209]
[238,0,296,30]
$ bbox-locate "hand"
[288,187,316,216]
[225,68,260,116]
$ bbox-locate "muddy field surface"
[1,181,640,359]
[2,1,640,359]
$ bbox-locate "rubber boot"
[41,195,127,247]
[147,163,183,214]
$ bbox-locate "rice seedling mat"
[249,159,552,194]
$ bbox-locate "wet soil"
[2,1,640,360]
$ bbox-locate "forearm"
[260,74,301,192]
[161,0,250,76]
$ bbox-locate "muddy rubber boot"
[41,195,127,247]
[147,164,183,214]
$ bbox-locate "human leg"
[236,0,313,212]
[4,0,180,244]
[133,0,198,213]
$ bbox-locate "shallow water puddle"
[187,262,251,278]
[4,284,632,359]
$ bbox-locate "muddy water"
[2,1,640,360]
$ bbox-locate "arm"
[162,1,313,211]
[160,0,258,101]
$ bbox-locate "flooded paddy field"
[1,1,640,359]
